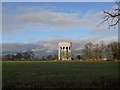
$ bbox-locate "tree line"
[2,41,120,61]
[82,41,120,61]
[2,50,35,60]
[2,50,58,61]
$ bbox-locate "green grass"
[2,61,119,88]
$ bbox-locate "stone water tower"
[58,41,72,60]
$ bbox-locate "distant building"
[58,41,72,60]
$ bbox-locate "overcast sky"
[2,2,118,57]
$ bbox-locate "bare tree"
[108,42,120,60]
[93,44,100,60]
[82,43,93,60]
[99,1,120,28]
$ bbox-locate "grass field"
[2,61,120,88]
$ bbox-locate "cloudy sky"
[2,2,118,57]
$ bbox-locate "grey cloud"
[16,6,56,12]
[16,12,84,27]
[2,5,97,34]
[90,27,118,36]
[3,5,117,35]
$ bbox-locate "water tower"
[58,41,72,60]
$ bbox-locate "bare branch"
[109,18,120,27]
[99,10,120,28]
[103,11,120,17]
[98,16,110,26]
[115,9,120,11]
